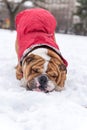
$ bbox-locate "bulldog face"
[21,48,67,92]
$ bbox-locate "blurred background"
[0,0,87,36]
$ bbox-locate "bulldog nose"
[39,75,48,86]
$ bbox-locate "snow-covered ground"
[0,29,87,130]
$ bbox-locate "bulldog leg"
[15,64,23,80]
[15,37,23,80]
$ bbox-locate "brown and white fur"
[15,39,67,93]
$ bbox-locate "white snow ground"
[0,29,87,130]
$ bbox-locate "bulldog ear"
[56,64,67,91]
[58,64,67,73]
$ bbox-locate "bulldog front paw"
[16,64,23,80]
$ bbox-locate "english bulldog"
[15,8,68,93]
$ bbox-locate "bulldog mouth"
[33,87,42,92]
[27,85,53,93]
[33,88,50,93]
[26,78,55,93]
[31,85,55,93]
[32,85,49,93]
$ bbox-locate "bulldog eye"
[26,57,34,64]
[58,64,66,71]
[23,54,35,65]
[51,74,57,79]
[32,68,39,73]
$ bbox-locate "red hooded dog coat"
[15,8,68,66]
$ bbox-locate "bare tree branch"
[3,0,12,13]
[2,0,30,30]
[3,0,29,13]
[34,0,63,5]
[14,0,28,13]
[32,0,49,9]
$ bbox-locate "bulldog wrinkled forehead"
[29,48,50,61]
[28,48,51,73]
